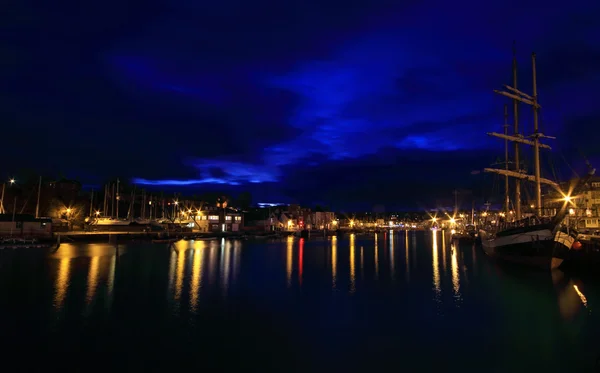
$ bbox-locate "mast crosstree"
[484,50,558,216]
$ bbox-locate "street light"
[66,208,72,214]
[9,179,15,184]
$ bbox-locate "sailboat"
[478,49,594,270]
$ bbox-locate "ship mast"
[531,53,542,214]
[503,105,510,218]
[512,43,521,220]
[485,49,558,213]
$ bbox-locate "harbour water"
[1,231,598,372]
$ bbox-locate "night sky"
[4,0,600,210]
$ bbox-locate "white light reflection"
[220,238,231,296]
[451,243,462,305]
[442,230,447,274]
[232,240,241,285]
[432,231,442,302]
[106,251,116,312]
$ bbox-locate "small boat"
[0,237,60,250]
[152,238,180,244]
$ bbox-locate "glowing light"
[451,229,456,235]
[66,208,72,214]
[9,178,15,184]
[563,195,572,203]
[449,218,455,224]
[95,210,100,216]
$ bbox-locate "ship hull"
[479,226,575,270]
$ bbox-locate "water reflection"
[331,236,337,289]
[189,242,205,313]
[374,233,379,278]
[411,232,417,268]
[441,231,447,274]
[54,257,71,311]
[451,243,461,305]
[286,236,293,287]
[431,231,441,301]
[86,256,100,305]
[405,231,410,283]
[298,238,304,286]
[349,234,356,293]
[174,245,186,308]
[221,238,231,295]
[573,285,588,308]
[106,252,116,312]
[389,230,395,280]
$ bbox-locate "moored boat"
[477,49,591,270]
[152,238,180,244]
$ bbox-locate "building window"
[208,215,219,221]
[225,216,232,221]
[235,216,242,221]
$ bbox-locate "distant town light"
[95,211,100,216]
[9,178,15,184]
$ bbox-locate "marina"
[0,232,597,372]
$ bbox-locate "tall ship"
[478,47,594,270]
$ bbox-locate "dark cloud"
[3,0,600,209]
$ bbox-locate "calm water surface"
[1,231,599,372]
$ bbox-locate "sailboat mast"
[512,42,522,220]
[89,189,94,217]
[116,178,120,219]
[503,105,510,217]
[531,53,542,213]
[103,184,108,216]
[35,176,42,218]
[111,183,115,218]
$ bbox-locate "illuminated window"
[208,215,219,221]
[226,216,232,221]
[235,216,242,221]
